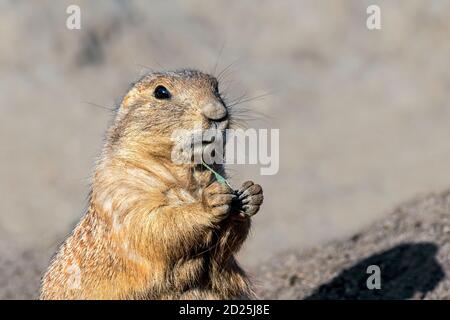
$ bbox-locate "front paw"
[203,181,235,221]
[233,181,263,219]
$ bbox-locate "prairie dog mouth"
[197,123,227,165]
[200,119,228,146]
[197,131,225,162]
[214,119,229,131]
[170,123,227,165]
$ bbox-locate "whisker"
[227,91,273,108]
[228,118,249,129]
[135,63,156,73]
[135,57,166,72]
[230,106,273,120]
[216,58,241,82]
[83,101,116,112]
[225,90,249,106]
[212,42,226,77]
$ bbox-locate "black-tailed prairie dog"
[40,69,264,299]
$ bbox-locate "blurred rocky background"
[1,0,450,298]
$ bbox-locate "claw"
[242,205,258,216]
[237,181,254,195]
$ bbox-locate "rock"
[255,191,450,299]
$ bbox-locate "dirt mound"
[255,191,450,299]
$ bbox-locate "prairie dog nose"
[201,101,227,121]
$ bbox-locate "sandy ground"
[1,0,450,272]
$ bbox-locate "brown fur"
[40,69,263,300]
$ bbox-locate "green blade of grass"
[201,159,233,189]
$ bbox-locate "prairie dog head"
[107,69,229,163]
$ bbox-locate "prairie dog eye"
[154,85,171,100]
